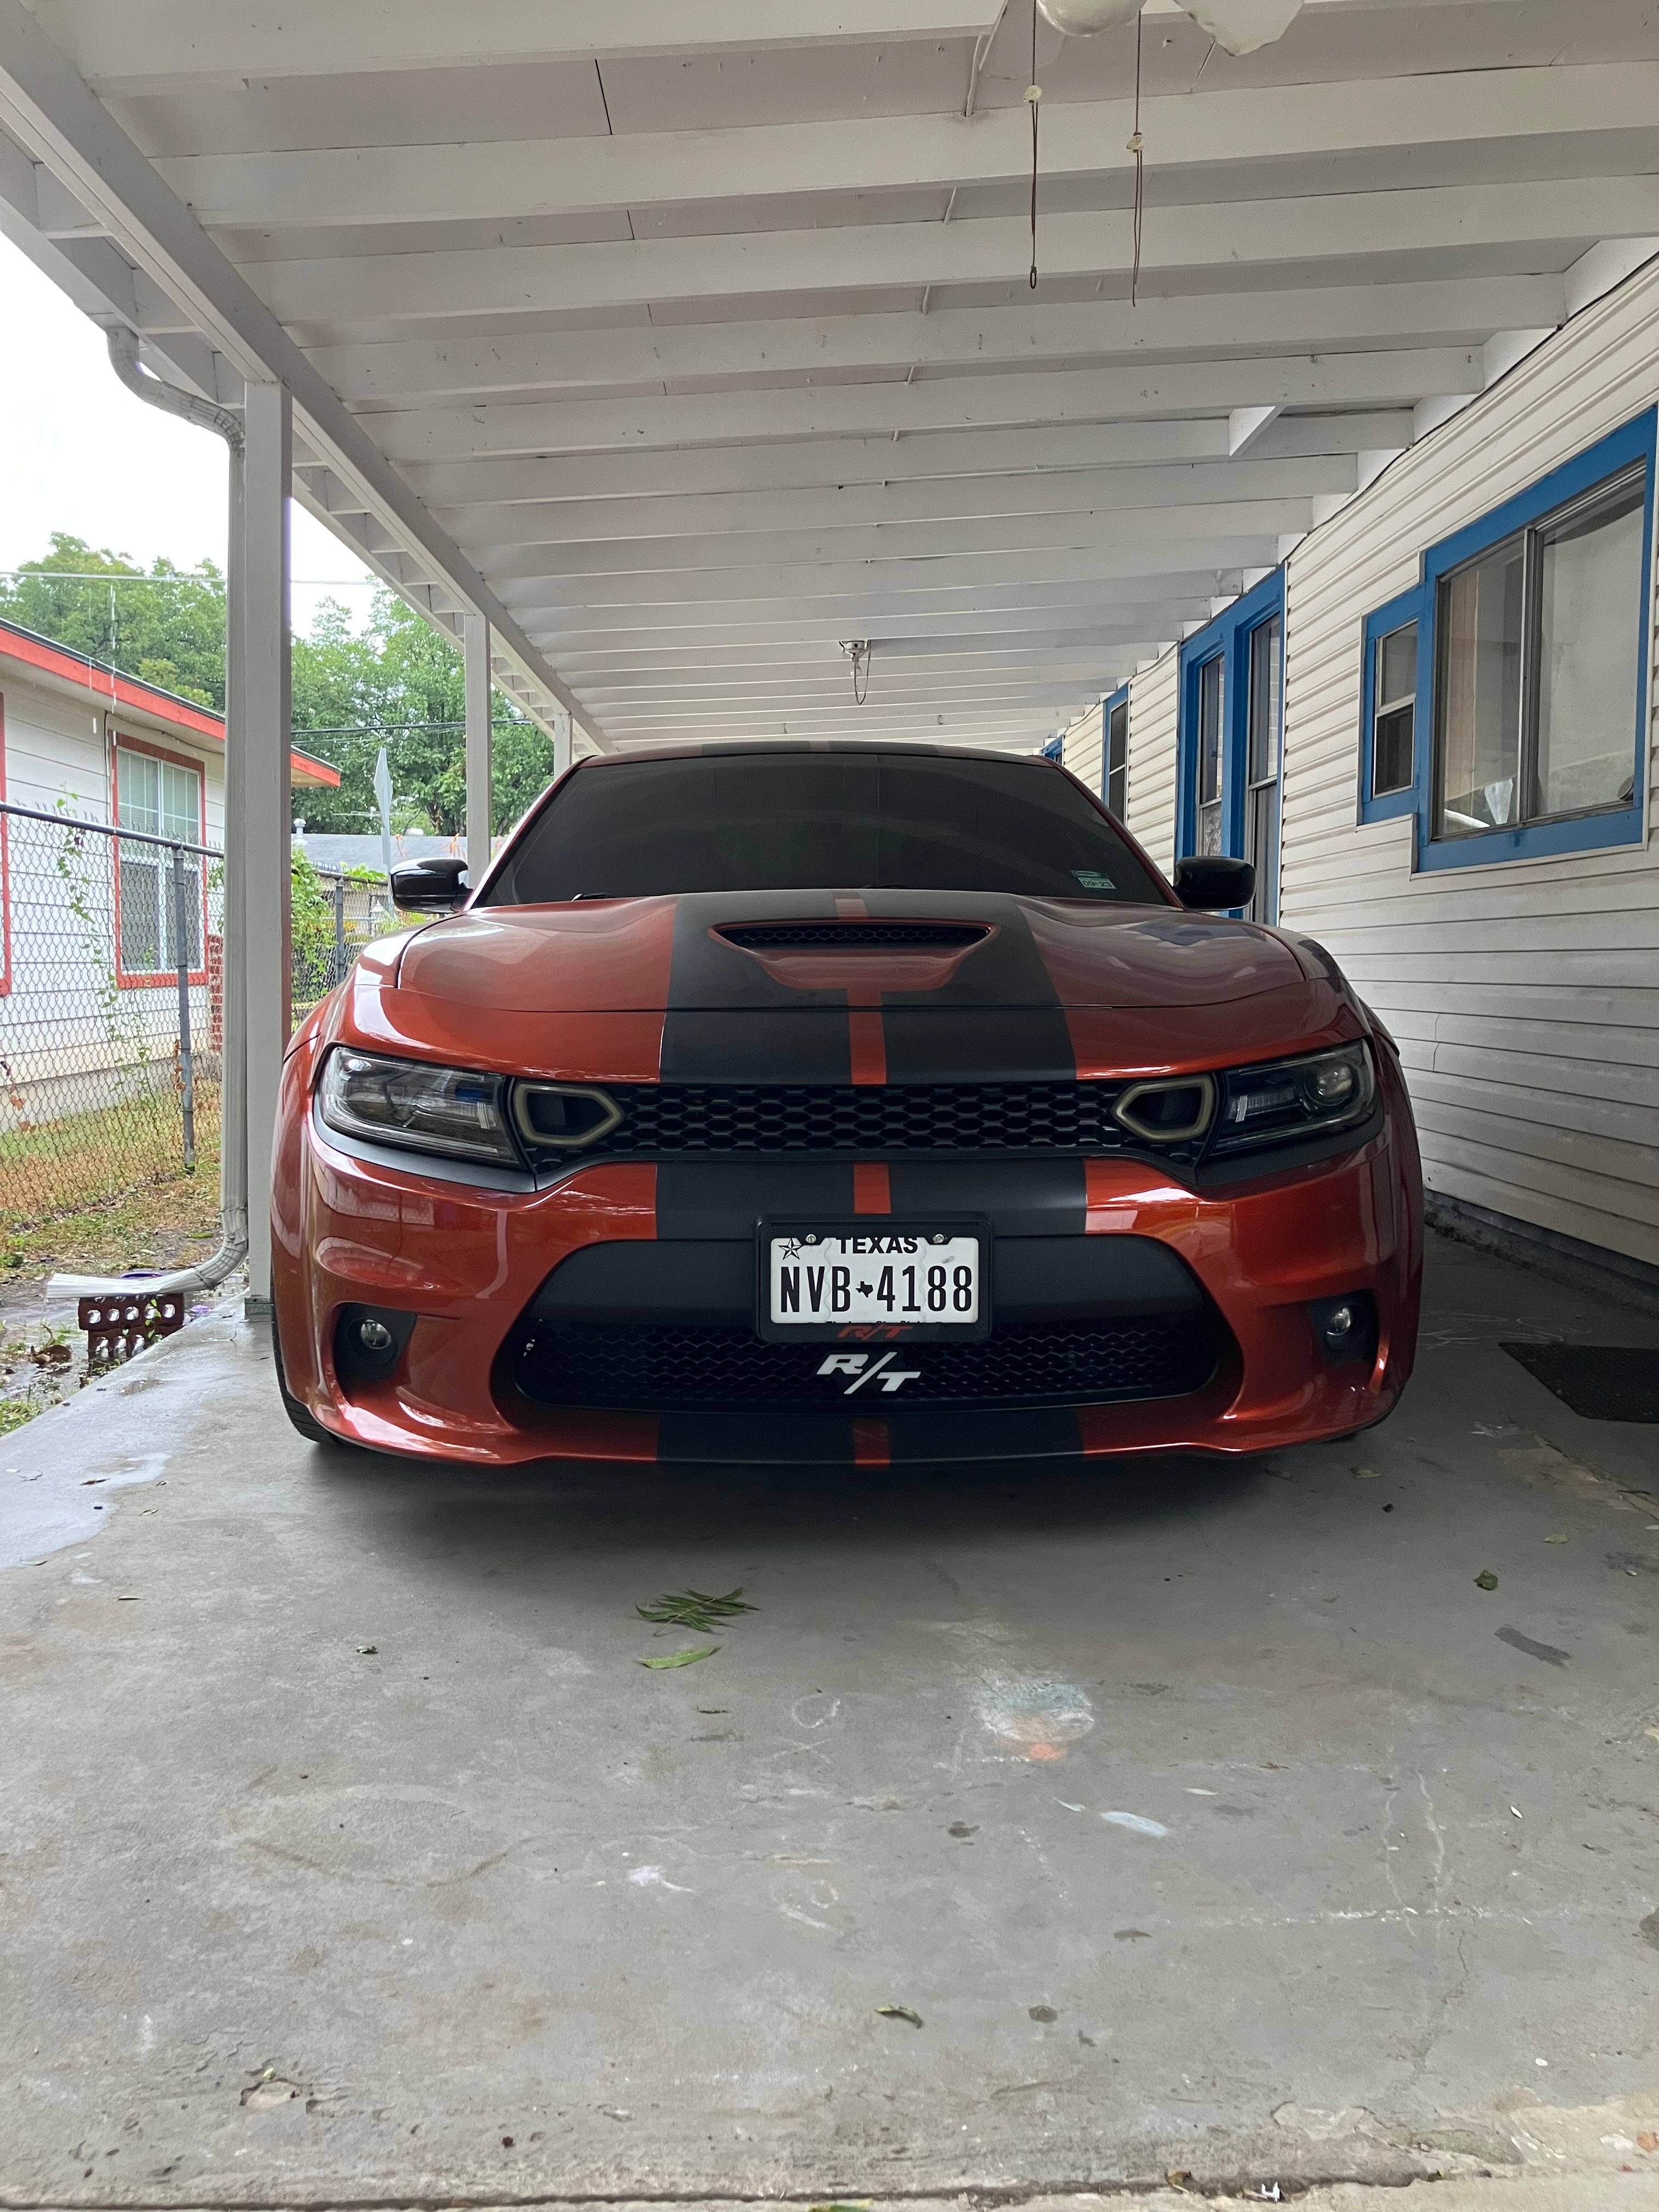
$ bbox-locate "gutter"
[48,328,251,1304]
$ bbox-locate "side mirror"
[1172,855,1256,911]
[390,857,469,913]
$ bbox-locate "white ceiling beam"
[25,0,995,91]
[578,653,1141,693]
[551,630,1182,670]
[304,277,1562,406]
[525,578,1234,632]
[596,705,1101,735]
[527,592,1222,651]
[1227,405,1280,458]
[371,353,1477,465]
[499,540,1276,611]
[0,0,612,749]
[481,499,1319,583]
[404,412,1415,511]
[325,297,1551,413]
[244,179,1659,330]
[153,66,1659,231]
[443,456,1355,553]
[1563,236,1659,317]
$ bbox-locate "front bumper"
[272,1054,1422,1468]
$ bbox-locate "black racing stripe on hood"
[866,891,1076,1084]
[660,889,851,1084]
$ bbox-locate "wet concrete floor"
[2,1231,1657,2204]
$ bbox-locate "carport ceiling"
[8,0,1659,752]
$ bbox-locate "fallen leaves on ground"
[876,2004,923,2028]
[1475,1571,1499,1590]
[637,1586,758,1636]
[639,1645,719,1669]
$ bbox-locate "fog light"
[1308,1291,1378,1367]
[333,1305,413,1390]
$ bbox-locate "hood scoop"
[716,921,989,952]
[713,917,995,996]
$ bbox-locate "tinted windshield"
[485,754,1167,905]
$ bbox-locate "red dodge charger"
[272,743,1422,1465]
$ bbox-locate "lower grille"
[510,1316,1214,1413]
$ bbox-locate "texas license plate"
[759,1222,989,1341]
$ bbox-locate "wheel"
[270,1307,340,1446]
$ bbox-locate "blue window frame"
[1356,410,1655,868]
[1176,569,1284,921]
[1102,682,1129,816]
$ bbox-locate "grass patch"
[3,1100,222,1288]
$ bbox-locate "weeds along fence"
[1,802,394,1234]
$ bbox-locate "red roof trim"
[0,620,341,787]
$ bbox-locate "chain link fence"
[1,801,225,1235]
[1,802,400,1246]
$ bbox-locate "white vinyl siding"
[1125,655,1179,876]
[1061,701,1103,795]
[1279,258,1659,1272]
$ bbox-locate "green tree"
[291,591,552,836]
[0,540,555,835]
[0,533,226,707]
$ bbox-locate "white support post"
[463,613,492,884]
[552,709,573,780]
[240,377,292,1310]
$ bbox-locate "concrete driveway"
[3,1232,1657,2208]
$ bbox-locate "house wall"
[1124,653,1180,877]
[2,665,229,1108]
[1060,701,1103,795]
[1278,265,1659,1273]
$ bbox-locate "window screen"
[1105,699,1128,821]
[116,746,202,975]
[1195,655,1224,857]
[1372,622,1417,798]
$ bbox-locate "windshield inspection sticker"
[1073,870,1116,890]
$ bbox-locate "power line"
[7,574,379,590]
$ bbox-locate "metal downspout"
[48,328,250,1302]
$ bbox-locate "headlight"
[1209,1041,1375,1158]
[318,1048,519,1165]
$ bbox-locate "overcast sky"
[0,230,377,637]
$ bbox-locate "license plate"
[759,1222,989,1341]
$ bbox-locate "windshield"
[484,753,1167,906]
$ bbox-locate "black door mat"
[1500,1342,1659,1423]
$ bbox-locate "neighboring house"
[0,617,338,1131]
[290,831,461,880]
[1063,257,1659,1302]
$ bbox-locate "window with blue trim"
[1357,410,1655,867]
[1177,570,1284,921]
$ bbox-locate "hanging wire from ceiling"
[842,639,873,705]
[1127,7,1146,306]
[1026,0,1042,289]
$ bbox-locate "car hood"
[345,890,1358,1084]
[394,890,1308,1012]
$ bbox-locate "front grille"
[717,921,989,950]
[510,1316,1214,1412]
[563,1080,1151,1157]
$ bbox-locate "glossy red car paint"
[272,753,1422,1466]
